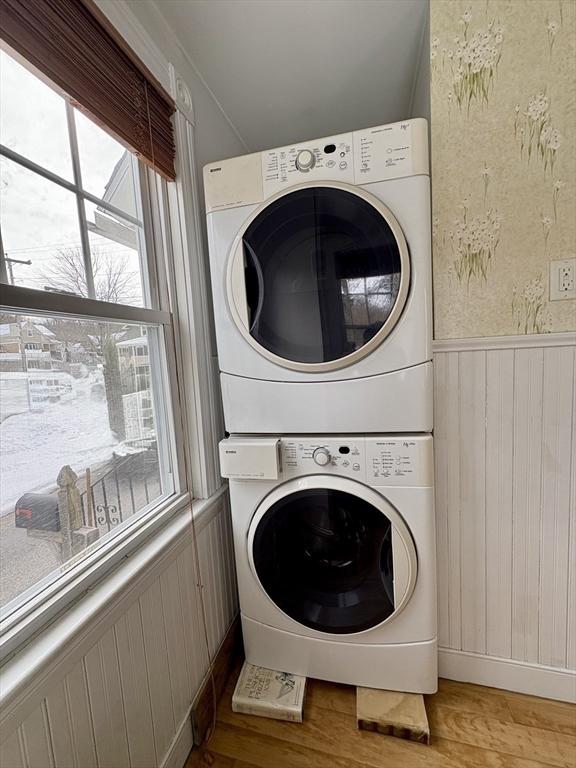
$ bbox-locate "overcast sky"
[0,49,141,301]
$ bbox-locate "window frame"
[0,122,150,302]
[0,56,189,660]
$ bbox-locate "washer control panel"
[280,438,364,478]
[262,133,354,196]
[278,436,433,486]
[221,435,433,487]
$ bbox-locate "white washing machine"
[219,434,437,693]
[204,119,432,435]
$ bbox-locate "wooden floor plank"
[234,762,265,768]
[431,735,564,768]
[434,679,576,737]
[428,705,576,768]
[429,679,516,721]
[505,696,576,737]
[186,748,236,767]
[186,746,262,768]
[207,721,374,768]
[305,678,355,716]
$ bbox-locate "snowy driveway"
[0,394,118,516]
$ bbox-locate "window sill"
[0,484,227,675]
[0,484,228,724]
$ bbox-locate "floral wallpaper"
[431,0,575,338]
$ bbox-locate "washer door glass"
[239,187,407,365]
[252,487,398,634]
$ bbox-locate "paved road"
[0,514,60,607]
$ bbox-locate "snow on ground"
[0,384,119,516]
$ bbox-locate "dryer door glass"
[252,488,396,634]
[241,187,405,364]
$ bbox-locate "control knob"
[296,149,316,172]
[313,447,331,466]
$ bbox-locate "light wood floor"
[186,662,576,768]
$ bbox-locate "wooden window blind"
[0,0,176,180]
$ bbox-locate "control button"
[339,446,350,454]
[339,161,347,169]
[324,144,336,154]
[326,160,336,168]
[340,151,346,157]
[342,460,350,467]
[296,149,316,172]
[313,447,331,466]
[352,463,360,471]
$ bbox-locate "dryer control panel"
[204,119,428,212]
[262,133,354,196]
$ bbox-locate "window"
[1,52,148,306]
[0,49,182,625]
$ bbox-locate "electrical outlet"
[549,258,576,301]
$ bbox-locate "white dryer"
[204,119,432,435]
[220,434,437,693]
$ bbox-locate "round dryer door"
[227,181,410,373]
[248,476,417,635]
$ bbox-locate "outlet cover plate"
[549,258,576,301]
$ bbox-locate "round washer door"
[227,182,410,373]
[248,476,417,635]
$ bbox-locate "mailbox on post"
[14,493,60,532]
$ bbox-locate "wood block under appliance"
[356,687,430,744]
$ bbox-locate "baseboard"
[439,648,576,703]
[160,713,194,768]
[190,615,243,745]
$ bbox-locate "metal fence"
[80,447,161,533]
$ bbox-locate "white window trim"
[86,0,225,485]
[0,283,170,325]
[162,110,224,499]
[0,34,223,658]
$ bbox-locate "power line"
[5,243,140,254]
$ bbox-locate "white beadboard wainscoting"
[433,332,576,702]
[0,491,238,768]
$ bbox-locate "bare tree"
[39,246,140,304]
[39,248,134,440]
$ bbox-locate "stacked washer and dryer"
[204,118,437,693]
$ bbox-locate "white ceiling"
[155,0,429,152]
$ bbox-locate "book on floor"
[232,661,306,722]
